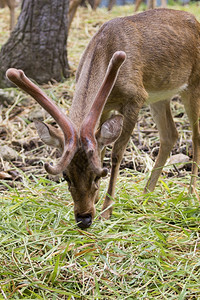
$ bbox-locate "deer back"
[71,9,200,128]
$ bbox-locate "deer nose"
[76,214,92,229]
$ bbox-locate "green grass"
[1,170,200,299]
[1,3,200,299]
[0,172,200,299]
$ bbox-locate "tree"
[0,0,69,87]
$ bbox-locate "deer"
[0,0,17,30]
[6,8,200,229]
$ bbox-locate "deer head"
[6,51,126,228]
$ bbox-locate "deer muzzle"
[76,213,92,229]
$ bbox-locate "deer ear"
[96,115,123,150]
[34,119,64,150]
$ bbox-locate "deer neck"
[69,57,107,132]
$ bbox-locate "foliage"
[0,3,200,299]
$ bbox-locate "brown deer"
[0,0,17,30]
[6,9,200,229]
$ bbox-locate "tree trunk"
[0,0,69,87]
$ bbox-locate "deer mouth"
[76,214,92,229]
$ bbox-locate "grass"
[1,172,200,299]
[1,3,200,299]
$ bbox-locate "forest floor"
[0,3,200,299]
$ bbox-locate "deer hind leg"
[101,102,143,219]
[181,91,200,193]
[144,99,178,193]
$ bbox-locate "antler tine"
[6,68,78,175]
[80,51,126,176]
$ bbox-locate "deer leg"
[0,0,6,8]
[181,92,200,193]
[9,7,15,30]
[134,0,143,12]
[68,0,82,30]
[147,0,155,10]
[108,0,116,11]
[144,100,178,192]
[160,0,167,8]
[101,103,142,219]
[6,0,15,30]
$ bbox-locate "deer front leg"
[144,100,178,192]
[101,103,142,219]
